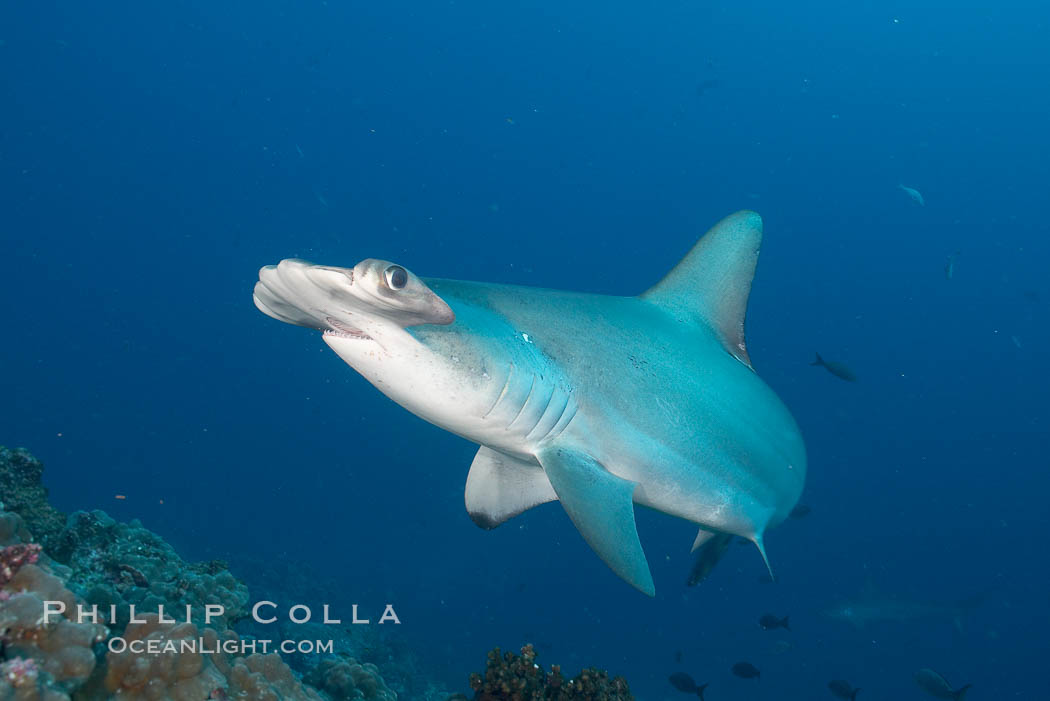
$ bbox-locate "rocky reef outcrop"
[467,645,632,701]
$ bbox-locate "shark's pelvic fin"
[465,447,558,529]
[752,532,775,582]
[537,447,655,596]
[641,210,762,368]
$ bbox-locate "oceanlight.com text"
[106,637,335,655]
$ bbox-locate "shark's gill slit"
[505,376,537,430]
[524,389,569,443]
[482,364,514,419]
[546,400,579,442]
[522,386,557,439]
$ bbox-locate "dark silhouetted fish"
[1022,288,1040,303]
[811,353,857,381]
[914,668,970,699]
[828,679,860,699]
[685,532,733,586]
[668,672,708,698]
[759,613,790,631]
[789,504,811,518]
[695,79,720,97]
[731,662,760,680]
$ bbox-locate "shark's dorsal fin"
[641,210,762,367]
[465,447,558,529]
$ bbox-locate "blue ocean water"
[2,0,1048,698]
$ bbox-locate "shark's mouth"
[324,317,373,341]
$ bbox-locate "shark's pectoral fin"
[640,210,762,368]
[537,447,655,596]
[465,447,558,529]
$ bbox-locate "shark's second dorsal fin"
[641,210,762,367]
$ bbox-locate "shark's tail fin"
[810,352,824,367]
[954,683,971,700]
[696,682,708,700]
[780,615,790,631]
[851,688,861,701]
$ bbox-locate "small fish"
[789,504,811,518]
[674,650,683,664]
[770,639,793,655]
[944,251,959,280]
[731,661,760,680]
[828,679,860,700]
[811,353,857,382]
[899,183,925,206]
[295,143,305,158]
[914,668,970,699]
[685,532,733,586]
[1022,288,1040,303]
[759,613,790,631]
[669,672,708,698]
[695,79,720,97]
[1011,335,1022,349]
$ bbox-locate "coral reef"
[0,502,340,701]
[0,448,65,549]
[1,447,249,633]
[0,445,404,701]
[467,645,632,701]
[305,657,396,701]
[1,545,41,586]
[94,613,325,701]
[51,509,250,632]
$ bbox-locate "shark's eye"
[385,265,408,290]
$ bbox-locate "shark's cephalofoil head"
[254,257,454,336]
[254,258,535,448]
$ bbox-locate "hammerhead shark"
[824,583,995,631]
[253,211,806,595]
